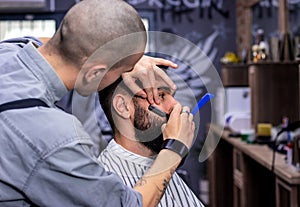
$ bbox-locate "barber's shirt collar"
[19,42,68,104]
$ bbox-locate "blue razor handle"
[191,93,214,115]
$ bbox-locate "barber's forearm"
[133,149,181,207]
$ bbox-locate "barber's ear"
[113,95,131,119]
[85,64,107,83]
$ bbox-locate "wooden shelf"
[221,64,249,87]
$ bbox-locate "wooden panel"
[235,0,259,58]
[276,177,299,207]
[222,64,249,87]
[243,155,276,207]
[208,138,233,207]
[233,148,245,207]
[249,62,299,128]
[278,0,289,34]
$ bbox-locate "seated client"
[98,77,204,207]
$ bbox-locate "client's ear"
[113,94,131,119]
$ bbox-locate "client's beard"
[133,102,166,154]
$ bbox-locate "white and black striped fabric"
[98,140,205,207]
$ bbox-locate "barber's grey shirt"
[0,37,142,207]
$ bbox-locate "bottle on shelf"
[252,44,259,62]
[251,28,269,62]
[282,117,293,165]
[259,42,268,61]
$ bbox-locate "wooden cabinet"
[276,177,300,207]
[249,62,299,127]
[221,64,249,87]
[208,125,300,207]
[207,138,233,207]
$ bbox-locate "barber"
[0,0,195,206]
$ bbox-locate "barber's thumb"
[161,123,166,132]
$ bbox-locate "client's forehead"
[154,75,175,95]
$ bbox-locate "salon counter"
[207,124,300,207]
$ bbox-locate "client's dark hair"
[99,77,131,131]
[99,77,144,131]
[99,78,121,130]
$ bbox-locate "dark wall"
[128,0,237,70]
[252,1,300,40]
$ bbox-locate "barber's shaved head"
[46,0,146,67]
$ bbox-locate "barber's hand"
[161,104,195,149]
[122,55,178,104]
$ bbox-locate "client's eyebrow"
[158,86,175,96]
[133,95,146,99]
[131,86,175,100]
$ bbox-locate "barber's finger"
[162,104,181,139]
[161,123,166,132]
[122,73,146,98]
[189,112,194,122]
[144,87,157,105]
[152,87,159,104]
[180,106,191,115]
[144,66,157,104]
[168,104,182,124]
[152,57,178,69]
[188,113,195,132]
[161,123,169,141]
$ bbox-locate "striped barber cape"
[98,139,204,207]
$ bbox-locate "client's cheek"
[166,100,178,113]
